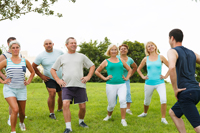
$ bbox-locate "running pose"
[137,41,169,124]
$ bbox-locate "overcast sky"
[1,0,200,81]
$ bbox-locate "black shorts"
[44,79,61,92]
[62,87,88,104]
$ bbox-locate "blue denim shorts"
[3,84,27,101]
[171,89,200,128]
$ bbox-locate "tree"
[122,40,146,83]
[79,37,110,82]
[0,0,76,21]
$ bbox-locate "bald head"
[43,39,54,53]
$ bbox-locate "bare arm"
[95,60,112,81]
[160,55,170,79]
[0,60,10,84]
[195,52,200,64]
[137,57,148,80]
[131,62,137,76]
[50,68,66,87]
[0,55,7,80]
[121,59,132,80]
[167,49,186,100]
[81,65,95,84]
[32,62,50,82]
[24,59,35,86]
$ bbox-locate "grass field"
[0,83,199,133]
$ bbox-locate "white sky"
[1,0,200,81]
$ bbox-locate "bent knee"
[169,109,174,116]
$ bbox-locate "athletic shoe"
[63,128,71,133]
[7,119,11,126]
[126,109,133,115]
[161,118,168,124]
[57,109,63,112]
[103,115,111,121]
[19,123,26,131]
[121,120,128,126]
[49,113,56,119]
[138,112,147,117]
[79,121,89,128]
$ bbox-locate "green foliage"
[0,0,76,21]
[122,40,147,83]
[79,37,110,82]
[196,63,200,82]
[31,75,43,83]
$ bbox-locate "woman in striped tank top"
[0,40,35,133]
[95,44,132,126]
[137,41,169,124]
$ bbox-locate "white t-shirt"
[52,52,94,88]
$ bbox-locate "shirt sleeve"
[52,56,62,71]
[34,54,42,65]
[83,54,94,69]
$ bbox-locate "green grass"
[0,83,199,133]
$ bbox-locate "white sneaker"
[126,109,133,115]
[161,118,168,124]
[19,123,26,131]
[121,120,128,126]
[7,119,11,126]
[138,112,147,117]
[103,115,111,121]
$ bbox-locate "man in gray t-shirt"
[51,37,95,133]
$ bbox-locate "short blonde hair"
[145,41,159,56]
[9,40,20,49]
[105,44,119,56]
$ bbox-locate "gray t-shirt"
[52,52,94,88]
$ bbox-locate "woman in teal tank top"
[137,41,170,124]
[95,44,132,126]
[0,40,35,132]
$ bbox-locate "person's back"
[173,46,199,89]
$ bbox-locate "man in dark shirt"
[167,29,200,133]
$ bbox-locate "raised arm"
[137,57,148,80]
[32,62,50,82]
[95,60,112,81]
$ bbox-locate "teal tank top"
[145,55,164,85]
[105,59,125,84]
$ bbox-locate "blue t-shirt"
[34,49,64,80]
[145,55,164,85]
[116,55,134,77]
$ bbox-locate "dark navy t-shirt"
[173,46,199,89]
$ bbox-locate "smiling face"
[66,38,77,53]
[10,43,20,56]
[109,45,118,57]
[44,39,54,52]
[119,46,128,55]
[145,42,157,55]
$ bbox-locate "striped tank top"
[6,58,26,89]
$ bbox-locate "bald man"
[32,39,64,119]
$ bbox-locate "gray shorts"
[62,87,88,104]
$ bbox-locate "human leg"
[18,100,26,131]
[57,90,63,111]
[118,83,127,119]
[169,108,186,133]
[5,97,19,132]
[47,88,56,113]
